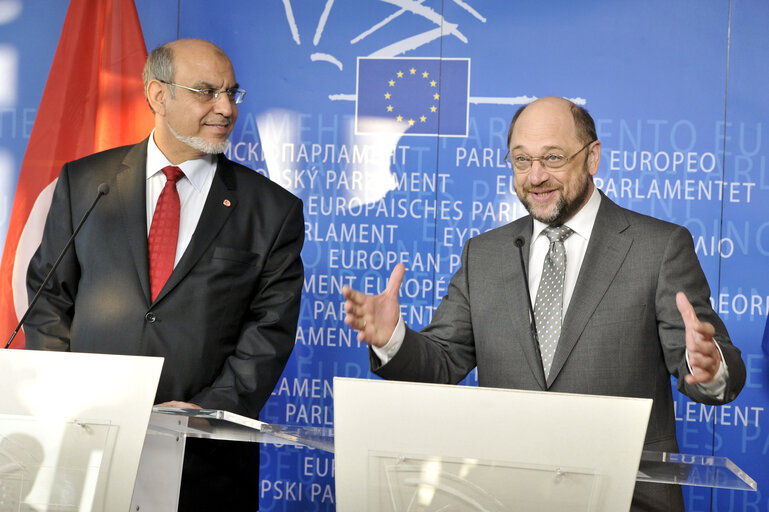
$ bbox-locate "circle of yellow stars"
[384,67,439,126]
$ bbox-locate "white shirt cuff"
[371,316,406,365]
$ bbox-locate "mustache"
[525,184,561,193]
[202,116,231,125]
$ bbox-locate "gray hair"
[142,43,175,112]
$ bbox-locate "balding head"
[506,97,597,151]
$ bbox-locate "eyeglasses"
[505,140,596,172]
[159,80,246,104]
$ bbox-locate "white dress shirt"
[145,131,216,267]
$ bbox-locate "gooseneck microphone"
[5,183,110,349]
[514,236,543,365]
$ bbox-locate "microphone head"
[514,236,525,248]
[97,183,110,196]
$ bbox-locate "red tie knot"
[162,165,185,183]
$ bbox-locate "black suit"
[26,139,304,510]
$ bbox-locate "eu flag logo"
[355,57,470,137]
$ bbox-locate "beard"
[168,123,229,154]
[517,160,592,225]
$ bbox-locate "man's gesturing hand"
[676,291,721,385]
[342,264,405,348]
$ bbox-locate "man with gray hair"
[26,39,304,511]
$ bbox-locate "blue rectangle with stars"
[356,57,470,137]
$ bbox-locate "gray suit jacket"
[26,139,304,419]
[373,192,745,508]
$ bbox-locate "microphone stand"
[5,184,109,349]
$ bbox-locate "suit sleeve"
[190,198,305,418]
[25,165,78,351]
[373,239,477,384]
[656,225,745,405]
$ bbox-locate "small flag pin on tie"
[223,199,231,207]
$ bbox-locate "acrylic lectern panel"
[368,452,601,511]
[637,451,758,491]
[147,407,333,451]
[0,415,117,511]
[0,350,163,512]
[131,408,333,511]
[334,378,653,512]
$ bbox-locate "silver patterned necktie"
[534,225,574,377]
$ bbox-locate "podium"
[133,378,756,512]
[332,378,757,511]
[0,350,163,512]
[0,353,756,511]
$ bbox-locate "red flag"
[0,0,153,348]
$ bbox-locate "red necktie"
[148,165,184,301]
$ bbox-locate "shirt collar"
[146,130,217,192]
[531,185,602,243]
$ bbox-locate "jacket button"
[145,312,157,323]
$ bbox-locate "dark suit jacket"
[373,191,745,511]
[25,140,304,510]
[26,139,304,418]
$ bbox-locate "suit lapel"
[547,194,632,386]
[153,155,237,303]
[502,219,547,389]
[116,140,152,305]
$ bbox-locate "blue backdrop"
[1,1,767,510]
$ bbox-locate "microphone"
[514,236,543,366]
[5,183,110,349]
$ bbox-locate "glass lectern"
[129,405,756,512]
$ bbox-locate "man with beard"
[342,96,744,511]
[25,39,304,511]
